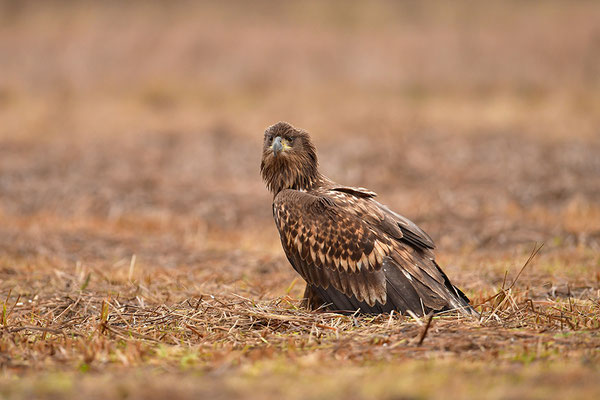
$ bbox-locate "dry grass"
[1,244,599,399]
[1,1,600,399]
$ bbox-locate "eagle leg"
[301,284,327,311]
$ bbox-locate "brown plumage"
[261,121,478,317]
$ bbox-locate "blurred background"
[1,0,599,292]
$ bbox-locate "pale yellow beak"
[271,137,291,156]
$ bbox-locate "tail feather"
[303,265,478,318]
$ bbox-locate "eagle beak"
[272,136,283,157]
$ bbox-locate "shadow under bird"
[261,122,478,317]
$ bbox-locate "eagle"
[261,122,477,317]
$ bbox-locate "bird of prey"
[260,122,477,317]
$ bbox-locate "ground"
[1,1,599,399]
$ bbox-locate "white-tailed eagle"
[261,122,477,317]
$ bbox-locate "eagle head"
[260,121,320,195]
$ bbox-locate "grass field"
[1,1,599,399]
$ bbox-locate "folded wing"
[273,188,476,316]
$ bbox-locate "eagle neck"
[292,172,327,193]
[271,171,327,197]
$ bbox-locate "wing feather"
[274,189,387,306]
[274,187,476,316]
[377,203,435,249]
